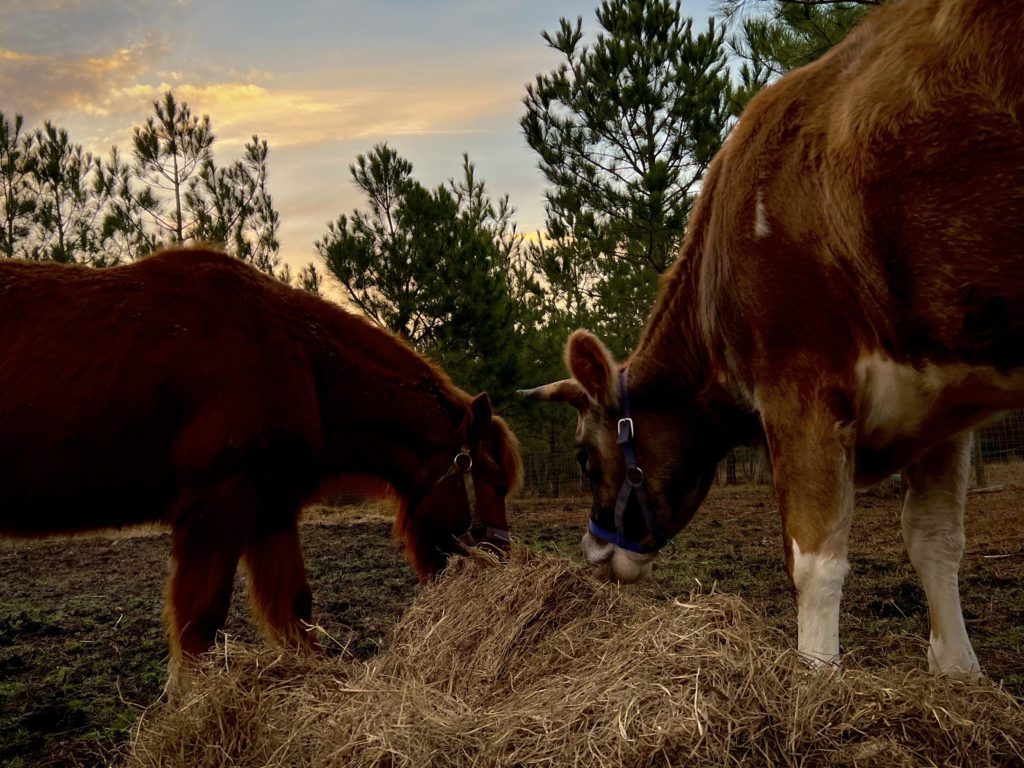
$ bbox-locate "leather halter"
[441,448,512,551]
[587,369,670,555]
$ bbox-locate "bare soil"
[2,476,1022,767]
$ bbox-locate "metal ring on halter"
[626,465,644,487]
[442,446,512,553]
[602,367,672,554]
[453,451,473,472]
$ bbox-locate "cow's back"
[694,0,1024,378]
[0,251,322,533]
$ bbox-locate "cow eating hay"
[0,247,521,692]
[519,0,1024,676]
[125,548,1024,768]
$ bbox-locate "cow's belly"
[852,353,1024,482]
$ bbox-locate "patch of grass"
[0,604,66,638]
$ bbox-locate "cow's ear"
[517,379,590,410]
[565,330,618,408]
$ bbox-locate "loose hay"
[125,547,1024,767]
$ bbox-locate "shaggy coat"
[0,247,521,688]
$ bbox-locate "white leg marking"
[902,437,980,675]
[754,189,770,239]
[792,539,849,665]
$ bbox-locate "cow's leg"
[241,518,316,650]
[764,398,855,666]
[164,481,250,695]
[901,433,980,675]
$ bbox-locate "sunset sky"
[2,0,719,276]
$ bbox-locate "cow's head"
[520,330,735,583]
[394,393,523,580]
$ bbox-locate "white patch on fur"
[911,536,981,675]
[582,534,656,582]
[754,190,770,239]
[854,353,1024,446]
[791,539,849,665]
[602,548,651,581]
[609,546,656,583]
[582,532,614,565]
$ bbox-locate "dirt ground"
[2,472,1022,767]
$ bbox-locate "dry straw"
[125,547,1024,767]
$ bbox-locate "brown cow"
[0,247,522,690]
[522,0,1024,675]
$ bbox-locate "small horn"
[516,379,589,408]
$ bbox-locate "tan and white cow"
[521,0,1024,674]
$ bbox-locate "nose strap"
[448,447,510,550]
[462,461,478,523]
[457,526,511,549]
[592,368,669,554]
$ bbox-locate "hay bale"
[125,547,1024,767]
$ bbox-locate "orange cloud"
[3,36,521,155]
[0,38,166,121]
[0,49,39,62]
[92,80,519,152]
[1,31,544,281]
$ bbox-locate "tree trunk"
[972,430,986,487]
[754,446,772,486]
[549,421,560,498]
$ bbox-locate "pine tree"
[0,113,37,259]
[29,122,108,265]
[131,91,213,244]
[298,263,323,295]
[522,0,736,354]
[316,144,425,336]
[105,92,282,271]
[96,146,161,263]
[723,0,878,109]
[315,145,531,398]
[187,135,282,277]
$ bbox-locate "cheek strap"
[590,368,670,554]
[448,448,511,550]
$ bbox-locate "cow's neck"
[627,241,758,445]
[305,309,465,497]
[331,376,462,495]
[628,251,713,397]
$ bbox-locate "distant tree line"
[1,0,874,455]
[0,92,316,285]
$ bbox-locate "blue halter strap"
[587,368,670,555]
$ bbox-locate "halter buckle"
[617,418,634,444]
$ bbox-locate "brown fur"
[0,246,522,686]
[694,0,1024,387]
[638,0,1024,547]
[524,0,1023,667]
[562,0,1024,546]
